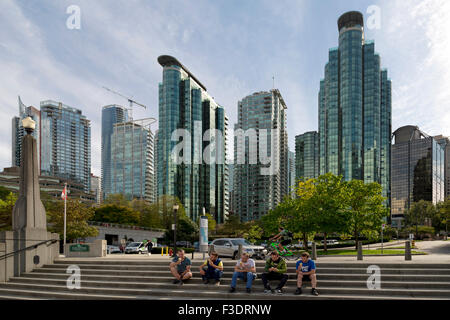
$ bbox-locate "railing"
[88,221,166,233]
[0,238,58,262]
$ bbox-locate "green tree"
[218,214,246,237]
[345,180,387,250]
[47,199,98,241]
[0,192,17,231]
[311,173,350,251]
[0,186,12,200]
[435,198,450,235]
[405,200,436,237]
[103,194,130,207]
[93,204,140,225]
[242,222,263,243]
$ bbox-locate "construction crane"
[103,86,147,121]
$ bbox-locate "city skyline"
[1,1,450,177]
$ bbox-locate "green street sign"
[69,244,90,252]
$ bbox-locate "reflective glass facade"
[157,56,227,222]
[101,105,128,199]
[233,90,288,222]
[110,122,155,201]
[295,131,319,180]
[12,96,41,169]
[40,100,91,192]
[391,126,445,227]
[319,12,391,202]
[434,135,450,198]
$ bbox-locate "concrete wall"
[65,240,107,258]
[0,230,59,282]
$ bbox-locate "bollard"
[238,244,243,258]
[311,242,317,260]
[166,246,169,256]
[405,240,412,261]
[161,247,163,256]
[357,241,363,260]
[192,250,194,260]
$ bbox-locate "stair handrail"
[0,238,59,262]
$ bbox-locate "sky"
[0,0,449,177]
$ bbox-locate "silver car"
[210,238,266,260]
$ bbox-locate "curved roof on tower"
[338,11,364,31]
[157,55,207,91]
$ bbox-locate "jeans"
[202,267,223,281]
[261,272,288,290]
[231,271,256,289]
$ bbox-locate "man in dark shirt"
[169,249,192,285]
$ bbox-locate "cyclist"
[270,227,293,255]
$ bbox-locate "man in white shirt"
[229,252,256,293]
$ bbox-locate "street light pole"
[173,204,179,257]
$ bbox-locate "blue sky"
[1,0,449,176]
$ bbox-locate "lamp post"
[173,204,179,257]
[22,116,36,134]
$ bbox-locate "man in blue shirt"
[169,249,192,285]
[295,252,319,296]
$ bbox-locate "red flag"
[61,186,67,200]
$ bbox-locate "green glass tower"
[295,131,319,180]
[233,90,288,221]
[157,55,228,223]
[319,11,392,202]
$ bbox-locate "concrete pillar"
[357,241,363,260]
[405,240,412,261]
[311,242,317,260]
[238,244,243,258]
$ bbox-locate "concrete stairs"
[0,259,449,300]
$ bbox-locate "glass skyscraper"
[101,104,128,200]
[156,55,228,223]
[110,121,155,202]
[295,131,319,180]
[319,11,392,202]
[12,96,41,169]
[288,151,296,192]
[434,135,450,199]
[233,90,288,222]
[391,126,445,227]
[40,100,91,192]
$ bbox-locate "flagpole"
[63,182,67,257]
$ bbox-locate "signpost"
[200,208,208,260]
[381,224,385,255]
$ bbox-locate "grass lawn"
[316,249,426,256]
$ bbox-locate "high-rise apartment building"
[110,121,155,202]
[12,96,41,169]
[318,11,392,202]
[391,126,445,227]
[40,100,91,192]
[90,173,101,205]
[156,55,228,223]
[101,105,129,200]
[233,90,288,221]
[295,131,319,180]
[288,151,296,192]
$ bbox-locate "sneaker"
[229,287,236,293]
[311,288,319,296]
[246,288,252,294]
[179,280,184,286]
[214,280,221,286]
[294,288,302,295]
[264,288,272,294]
[203,279,209,285]
[173,279,180,284]
[276,289,283,295]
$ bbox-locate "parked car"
[292,241,314,249]
[107,245,122,254]
[210,238,266,260]
[321,239,339,245]
[124,242,148,254]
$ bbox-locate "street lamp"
[173,204,179,257]
[22,117,36,134]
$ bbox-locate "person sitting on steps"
[169,249,192,285]
[199,251,224,286]
[295,252,319,296]
[229,252,256,294]
[261,251,288,294]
